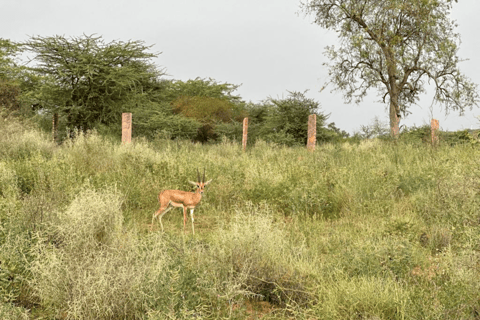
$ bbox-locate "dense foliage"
[244,91,346,146]
[133,78,247,143]
[1,115,480,319]
[24,34,164,133]
[0,39,23,112]
[1,35,344,145]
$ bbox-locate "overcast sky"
[2,0,479,134]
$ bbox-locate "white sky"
[2,0,479,134]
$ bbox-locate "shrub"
[400,125,431,144]
[0,117,54,161]
[0,162,19,215]
[29,189,128,318]
[0,302,29,320]
[207,203,312,307]
[0,231,34,309]
[3,113,480,318]
[313,276,410,319]
[0,163,34,308]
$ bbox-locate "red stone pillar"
[431,119,439,146]
[307,114,316,152]
[122,113,132,144]
[242,117,248,152]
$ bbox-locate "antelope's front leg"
[190,209,195,234]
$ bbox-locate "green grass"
[1,115,480,319]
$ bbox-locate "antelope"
[151,169,212,234]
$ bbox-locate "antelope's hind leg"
[152,205,173,232]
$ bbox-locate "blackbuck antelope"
[152,169,212,234]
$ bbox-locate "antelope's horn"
[197,168,201,183]
[203,168,206,183]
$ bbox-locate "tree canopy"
[246,91,329,146]
[170,78,244,123]
[301,0,479,137]
[24,34,164,131]
[131,78,246,142]
[0,39,23,111]
[0,39,22,80]
[2,34,346,145]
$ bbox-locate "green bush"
[399,125,431,144]
[207,203,311,307]
[0,162,19,215]
[0,117,54,161]
[313,276,410,319]
[29,189,178,319]
[0,302,29,320]
[0,162,34,308]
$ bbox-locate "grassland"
[1,116,480,319]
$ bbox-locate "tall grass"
[1,116,480,319]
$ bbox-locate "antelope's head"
[189,168,212,194]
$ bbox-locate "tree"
[0,78,20,111]
[0,39,22,79]
[0,39,22,111]
[168,77,242,102]
[127,79,202,141]
[356,116,390,139]
[170,78,246,142]
[24,34,164,132]
[301,0,479,137]
[131,78,247,142]
[260,91,328,146]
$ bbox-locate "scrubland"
[1,117,480,319]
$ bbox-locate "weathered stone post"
[307,114,316,152]
[122,113,132,144]
[242,117,248,152]
[431,119,439,146]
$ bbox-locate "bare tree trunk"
[386,51,400,139]
[389,99,400,139]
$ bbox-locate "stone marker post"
[122,113,132,144]
[307,114,316,152]
[431,119,439,146]
[242,117,248,152]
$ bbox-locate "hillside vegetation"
[1,116,480,319]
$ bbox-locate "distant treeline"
[1,35,479,146]
[0,35,351,145]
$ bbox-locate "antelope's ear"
[204,179,213,185]
[188,181,198,186]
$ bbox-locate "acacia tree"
[24,34,164,132]
[170,78,245,142]
[258,91,328,146]
[301,0,479,137]
[0,39,21,79]
[132,78,246,142]
[0,39,22,111]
